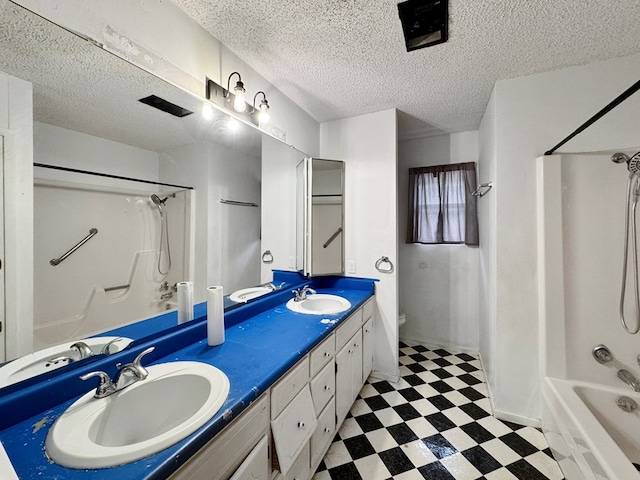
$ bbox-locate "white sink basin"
[46,361,230,469]
[229,286,272,303]
[0,337,132,388]
[286,294,351,315]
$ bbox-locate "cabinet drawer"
[310,333,335,377]
[271,357,309,418]
[362,298,374,321]
[336,308,363,350]
[310,360,335,416]
[168,393,269,480]
[311,400,336,468]
[271,385,317,475]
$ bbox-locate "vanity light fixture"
[226,71,246,112]
[252,91,270,124]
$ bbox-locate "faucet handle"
[129,347,155,379]
[133,346,155,365]
[100,337,124,355]
[80,370,115,398]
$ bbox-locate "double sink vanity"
[0,274,376,480]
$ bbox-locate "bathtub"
[542,377,640,480]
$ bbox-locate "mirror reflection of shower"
[614,151,640,334]
[150,193,175,275]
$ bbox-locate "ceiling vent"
[138,95,193,118]
[397,0,448,52]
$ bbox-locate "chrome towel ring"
[375,256,394,274]
[262,250,274,264]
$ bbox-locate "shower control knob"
[592,344,613,364]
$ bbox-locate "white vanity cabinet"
[168,393,270,480]
[362,299,374,383]
[172,296,375,480]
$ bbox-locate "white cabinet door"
[229,436,269,480]
[362,318,373,383]
[335,329,363,426]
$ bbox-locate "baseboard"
[370,369,400,384]
[399,334,479,356]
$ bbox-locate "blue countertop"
[0,277,375,479]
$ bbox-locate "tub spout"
[617,369,640,392]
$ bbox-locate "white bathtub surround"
[206,286,225,346]
[538,152,640,479]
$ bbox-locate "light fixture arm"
[252,91,267,111]
[225,71,243,98]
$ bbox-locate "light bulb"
[258,101,270,124]
[201,104,214,121]
[233,81,246,112]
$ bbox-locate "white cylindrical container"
[177,281,194,324]
[207,286,225,346]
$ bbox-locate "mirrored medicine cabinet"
[296,158,345,277]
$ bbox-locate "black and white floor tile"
[314,341,564,480]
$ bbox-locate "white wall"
[320,109,399,381]
[0,71,33,361]
[478,52,640,424]
[398,131,480,353]
[15,0,320,157]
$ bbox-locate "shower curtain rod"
[544,78,640,156]
[34,163,193,190]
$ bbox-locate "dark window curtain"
[406,162,479,246]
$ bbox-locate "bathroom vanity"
[0,276,376,480]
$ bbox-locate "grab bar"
[220,199,259,207]
[50,228,98,266]
[323,227,343,248]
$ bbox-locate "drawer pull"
[324,352,330,357]
[354,343,359,348]
[324,427,331,433]
[298,421,305,429]
[324,385,330,391]
[348,349,352,354]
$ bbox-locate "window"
[406,162,479,246]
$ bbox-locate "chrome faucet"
[292,285,316,302]
[80,347,155,398]
[617,369,640,392]
[70,341,94,360]
[99,337,124,355]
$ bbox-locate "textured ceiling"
[172,0,640,139]
[0,1,262,157]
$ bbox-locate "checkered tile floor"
[313,342,564,480]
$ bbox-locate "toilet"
[398,313,406,328]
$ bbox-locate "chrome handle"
[80,370,110,383]
[100,337,124,355]
[133,346,155,365]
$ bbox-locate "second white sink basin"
[229,286,272,303]
[46,361,230,469]
[286,294,351,315]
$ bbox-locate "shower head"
[150,194,165,207]
[628,152,640,175]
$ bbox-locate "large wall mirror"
[0,0,306,391]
